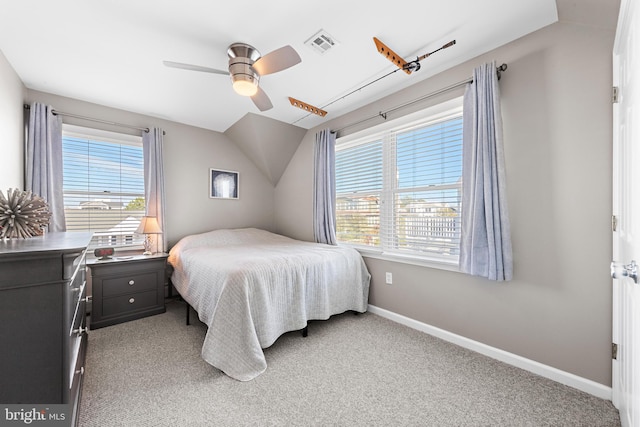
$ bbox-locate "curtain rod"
[333,63,507,135]
[24,104,152,133]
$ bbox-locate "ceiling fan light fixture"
[228,43,261,97]
[231,74,259,97]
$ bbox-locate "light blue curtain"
[142,128,167,252]
[313,129,337,245]
[25,102,66,232]
[459,62,513,281]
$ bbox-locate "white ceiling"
[0,0,558,132]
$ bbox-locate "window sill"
[353,248,461,273]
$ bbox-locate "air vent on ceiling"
[305,29,338,54]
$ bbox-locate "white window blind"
[336,100,463,263]
[335,137,383,247]
[62,125,145,248]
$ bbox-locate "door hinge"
[612,215,618,232]
[613,343,618,360]
[613,86,619,104]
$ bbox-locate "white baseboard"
[367,304,612,401]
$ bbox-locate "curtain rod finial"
[497,63,508,80]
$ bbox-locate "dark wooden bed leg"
[301,326,308,337]
[186,302,190,326]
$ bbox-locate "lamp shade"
[136,216,162,234]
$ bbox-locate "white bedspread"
[168,228,371,381]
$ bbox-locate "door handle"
[611,260,638,284]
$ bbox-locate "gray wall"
[275,18,615,386]
[22,90,277,247]
[0,50,26,190]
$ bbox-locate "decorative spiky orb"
[0,188,52,239]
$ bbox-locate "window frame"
[61,124,146,250]
[335,97,463,270]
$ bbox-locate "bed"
[168,228,371,381]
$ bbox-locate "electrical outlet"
[385,272,393,285]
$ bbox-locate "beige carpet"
[78,299,620,426]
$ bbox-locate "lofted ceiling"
[0,1,558,133]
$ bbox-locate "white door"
[612,0,640,425]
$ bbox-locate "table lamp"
[136,216,162,255]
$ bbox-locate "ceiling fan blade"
[251,86,273,111]
[252,45,301,76]
[163,60,229,75]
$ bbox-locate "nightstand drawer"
[102,272,157,297]
[103,290,158,317]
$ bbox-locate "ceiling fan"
[163,43,301,111]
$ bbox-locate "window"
[336,98,463,264]
[62,124,145,248]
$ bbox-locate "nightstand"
[88,253,168,329]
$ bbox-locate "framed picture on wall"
[210,169,239,199]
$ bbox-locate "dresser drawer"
[102,272,157,297]
[102,290,158,317]
[68,263,85,322]
[70,284,87,337]
[68,286,86,402]
[69,331,86,411]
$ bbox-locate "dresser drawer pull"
[129,298,135,304]
[128,280,135,285]
[75,367,85,376]
[83,296,92,303]
[73,327,88,336]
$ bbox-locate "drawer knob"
[128,280,135,285]
[129,298,135,304]
[75,367,85,376]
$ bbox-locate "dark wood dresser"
[0,232,92,425]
